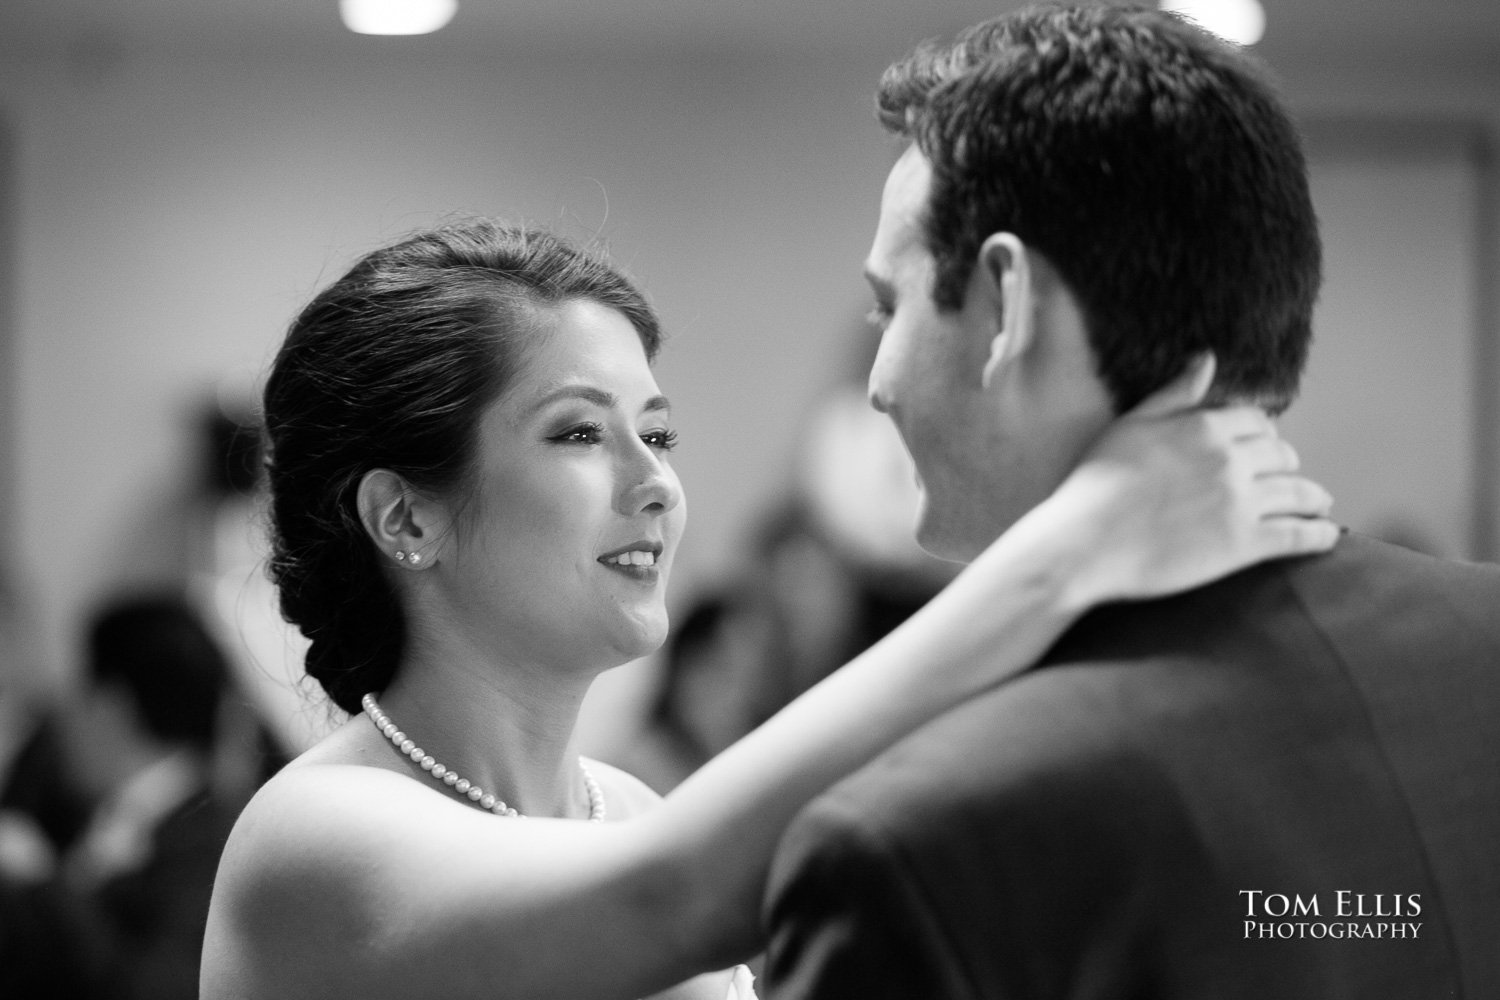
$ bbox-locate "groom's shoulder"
[788,531,1500,843]
[1039,528,1500,681]
[1277,529,1500,626]
[766,534,1500,997]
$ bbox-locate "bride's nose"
[615,442,681,517]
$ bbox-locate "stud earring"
[409,552,423,566]
[394,550,407,562]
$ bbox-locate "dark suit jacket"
[763,534,1500,999]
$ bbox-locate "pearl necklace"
[361,693,605,822]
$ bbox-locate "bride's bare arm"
[205,362,1335,1000]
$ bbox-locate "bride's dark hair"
[263,220,661,714]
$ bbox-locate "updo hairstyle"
[263,220,661,715]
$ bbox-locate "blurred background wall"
[0,47,904,703]
[0,0,1496,705]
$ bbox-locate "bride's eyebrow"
[529,385,616,413]
[526,385,671,415]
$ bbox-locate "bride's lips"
[597,541,665,583]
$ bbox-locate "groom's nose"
[868,355,893,415]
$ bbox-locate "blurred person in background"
[68,596,250,1000]
[201,219,1334,1000]
[627,587,786,792]
[0,578,110,1000]
[621,325,958,792]
[1,594,278,1000]
[0,577,91,865]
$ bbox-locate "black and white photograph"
[0,1,1496,997]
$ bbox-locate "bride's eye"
[553,422,604,445]
[641,429,678,452]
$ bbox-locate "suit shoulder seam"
[1275,562,1467,997]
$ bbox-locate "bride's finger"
[1254,515,1341,558]
[1202,404,1276,443]
[1236,435,1301,477]
[1253,474,1334,518]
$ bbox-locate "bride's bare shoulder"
[213,743,419,915]
[204,725,466,995]
[225,754,402,861]
[227,722,384,837]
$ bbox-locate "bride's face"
[433,298,685,672]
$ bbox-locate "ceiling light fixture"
[1160,0,1266,46]
[340,0,458,36]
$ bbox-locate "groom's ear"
[974,232,1037,390]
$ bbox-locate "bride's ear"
[356,469,444,569]
[976,232,1036,390]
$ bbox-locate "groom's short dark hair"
[878,5,1320,413]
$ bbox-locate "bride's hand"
[1030,353,1338,609]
